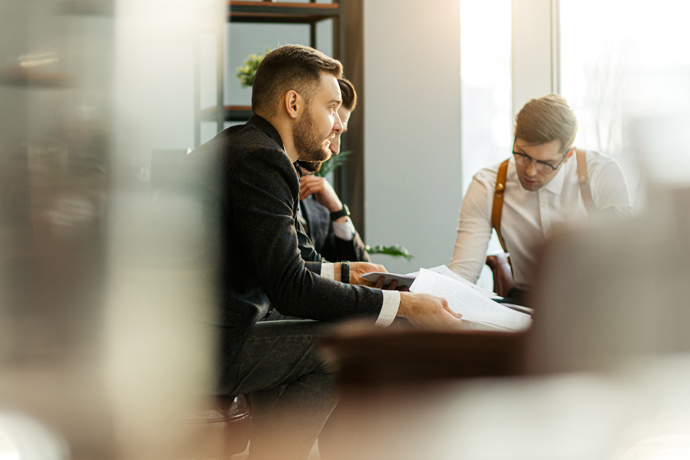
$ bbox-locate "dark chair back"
[485,253,516,297]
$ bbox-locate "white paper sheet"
[426,265,501,299]
[410,269,532,331]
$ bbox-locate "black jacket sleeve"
[229,148,382,320]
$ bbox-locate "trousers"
[216,319,338,460]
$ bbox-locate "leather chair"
[485,253,516,298]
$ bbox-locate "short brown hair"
[252,44,343,116]
[338,78,357,111]
[515,94,578,151]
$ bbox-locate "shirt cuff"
[321,262,334,280]
[332,217,356,241]
[376,290,400,327]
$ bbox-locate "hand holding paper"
[397,291,463,327]
[410,269,531,331]
[350,262,387,286]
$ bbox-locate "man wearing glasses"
[448,94,632,301]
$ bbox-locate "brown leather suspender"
[491,152,595,254]
[491,159,510,253]
[576,149,596,214]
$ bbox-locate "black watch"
[330,204,350,221]
[340,260,350,284]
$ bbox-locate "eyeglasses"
[512,139,568,175]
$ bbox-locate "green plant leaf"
[235,48,271,88]
[314,150,352,177]
[364,244,414,261]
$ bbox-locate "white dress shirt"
[448,150,632,289]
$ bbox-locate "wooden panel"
[228,1,340,23]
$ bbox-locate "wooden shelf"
[228,1,340,24]
[0,69,75,88]
[195,1,343,145]
[200,105,253,122]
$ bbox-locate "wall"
[511,0,556,113]
[363,0,462,274]
[113,3,333,173]
[113,0,463,275]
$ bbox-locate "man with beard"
[296,77,370,263]
[173,45,462,460]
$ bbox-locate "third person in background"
[297,77,370,262]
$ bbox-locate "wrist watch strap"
[330,204,350,221]
[341,261,350,284]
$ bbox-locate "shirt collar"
[541,161,568,195]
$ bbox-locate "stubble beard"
[293,106,332,163]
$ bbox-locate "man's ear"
[284,90,301,120]
[564,147,576,163]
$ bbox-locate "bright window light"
[560,0,690,198]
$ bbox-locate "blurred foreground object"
[0,0,225,458]
[318,322,626,460]
[320,324,527,385]
[0,0,114,457]
[0,411,69,460]
[526,114,690,374]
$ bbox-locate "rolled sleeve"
[591,159,632,213]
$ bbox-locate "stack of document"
[410,268,531,331]
[362,265,531,331]
[423,265,502,299]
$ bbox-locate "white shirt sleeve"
[376,290,400,327]
[321,262,399,327]
[590,158,632,214]
[332,217,356,241]
[321,262,334,280]
[448,177,494,283]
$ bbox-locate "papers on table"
[425,265,501,299]
[410,268,532,332]
[362,264,530,331]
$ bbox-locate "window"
[460,0,512,193]
[460,0,512,289]
[560,0,690,201]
